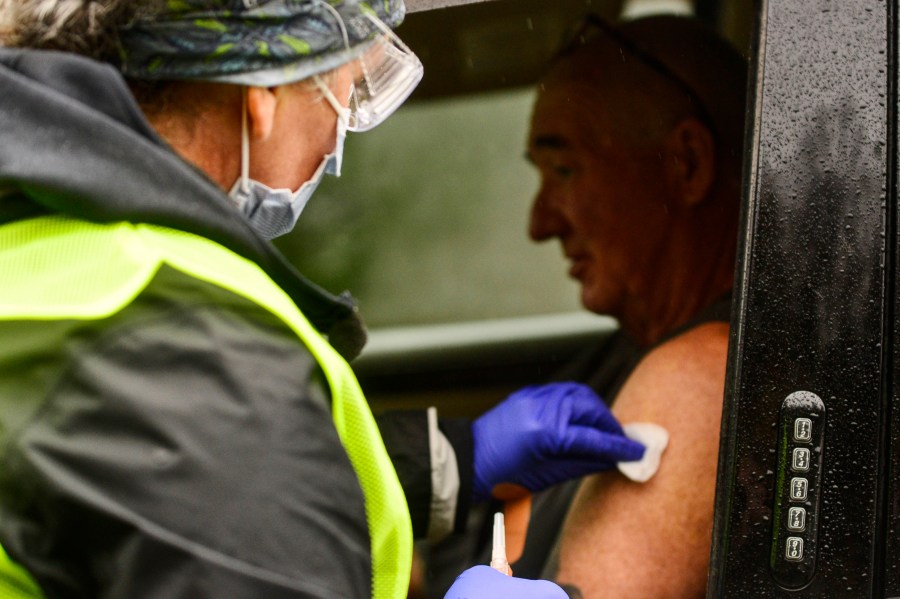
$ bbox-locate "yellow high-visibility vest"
[0,216,412,599]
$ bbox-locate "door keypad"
[770,391,826,589]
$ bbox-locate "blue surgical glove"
[444,565,568,599]
[472,382,645,502]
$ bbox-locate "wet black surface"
[709,1,895,597]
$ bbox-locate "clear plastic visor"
[347,17,423,132]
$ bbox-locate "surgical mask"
[229,78,350,240]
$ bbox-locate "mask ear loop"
[239,88,250,194]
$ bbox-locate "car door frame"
[707,0,898,596]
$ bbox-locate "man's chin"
[580,288,618,317]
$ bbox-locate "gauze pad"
[617,422,669,483]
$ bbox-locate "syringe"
[490,512,511,576]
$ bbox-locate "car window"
[275,86,582,328]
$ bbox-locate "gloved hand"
[444,565,569,599]
[472,382,645,502]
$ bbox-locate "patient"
[423,14,746,598]
[524,14,748,598]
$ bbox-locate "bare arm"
[555,321,728,599]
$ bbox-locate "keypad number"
[792,447,810,472]
[790,477,808,501]
[785,537,804,561]
[787,507,806,532]
[794,418,812,442]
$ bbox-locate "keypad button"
[790,477,808,501]
[792,447,810,472]
[787,507,806,532]
[785,537,804,561]
[794,418,812,442]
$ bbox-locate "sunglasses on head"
[557,14,717,140]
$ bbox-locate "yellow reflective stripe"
[0,216,159,320]
[284,308,413,599]
[0,543,42,598]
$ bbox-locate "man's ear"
[663,118,716,207]
[245,86,278,141]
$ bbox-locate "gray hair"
[0,0,163,64]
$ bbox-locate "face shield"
[346,13,423,132]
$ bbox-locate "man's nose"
[528,188,566,242]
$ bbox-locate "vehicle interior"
[275,0,900,597]
[278,0,754,419]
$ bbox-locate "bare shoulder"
[643,319,729,366]
[555,321,729,599]
[613,320,729,423]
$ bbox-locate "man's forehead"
[528,89,610,156]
